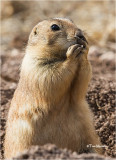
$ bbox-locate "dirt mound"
[87,77,115,157]
[13,144,114,160]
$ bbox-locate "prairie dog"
[4,18,103,158]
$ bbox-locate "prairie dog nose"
[75,30,88,43]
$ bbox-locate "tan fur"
[4,18,103,158]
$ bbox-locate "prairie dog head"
[27,18,87,59]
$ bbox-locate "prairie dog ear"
[31,26,39,37]
[33,27,38,36]
[28,26,39,45]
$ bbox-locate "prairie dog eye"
[51,24,60,31]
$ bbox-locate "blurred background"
[1,0,115,50]
[1,0,116,159]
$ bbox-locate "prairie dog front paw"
[66,44,83,59]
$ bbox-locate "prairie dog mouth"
[76,36,87,48]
